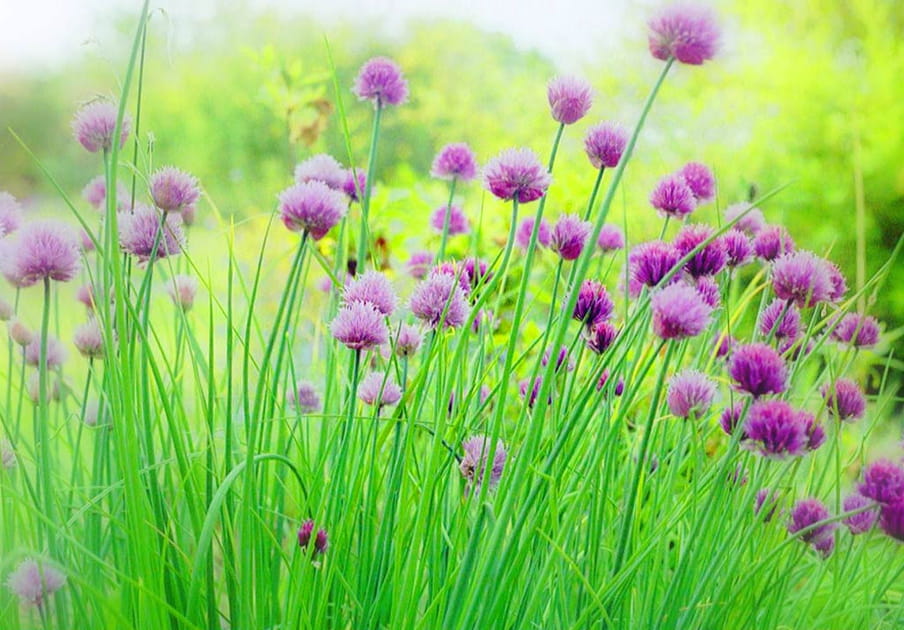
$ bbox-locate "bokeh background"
[1,0,901,345]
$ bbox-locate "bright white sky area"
[0,0,642,73]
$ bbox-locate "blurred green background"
[0,0,901,335]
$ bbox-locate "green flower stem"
[437,177,458,261]
[357,104,383,273]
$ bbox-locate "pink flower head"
[550,214,592,261]
[673,224,726,277]
[758,298,801,342]
[753,224,794,261]
[771,251,833,308]
[788,498,836,557]
[744,400,818,459]
[394,323,423,357]
[723,229,753,268]
[342,270,397,316]
[73,320,106,359]
[460,434,506,492]
[648,4,720,65]
[879,502,904,542]
[584,122,628,170]
[693,276,721,309]
[842,493,877,535]
[353,57,408,107]
[830,313,880,348]
[119,204,185,262]
[430,204,470,236]
[651,283,712,340]
[25,336,67,368]
[461,257,492,293]
[27,372,61,404]
[629,240,680,288]
[297,519,329,555]
[573,279,614,328]
[330,301,388,351]
[342,168,367,202]
[166,274,199,311]
[72,101,130,153]
[859,459,904,505]
[6,558,66,608]
[0,192,24,236]
[824,262,847,303]
[287,380,320,413]
[515,216,552,250]
[596,369,625,396]
[596,224,625,253]
[294,154,346,190]
[278,180,347,240]
[148,168,198,215]
[406,251,434,279]
[358,371,402,408]
[729,342,787,397]
[542,345,576,373]
[719,401,745,436]
[409,271,470,329]
[650,173,696,218]
[8,319,33,346]
[724,202,765,235]
[546,76,593,125]
[667,369,716,419]
[678,161,715,202]
[3,221,81,286]
[0,298,11,321]
[431,143,478,181]
[483,148,551,204]
[83,175,118,210]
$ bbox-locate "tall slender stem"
[357,104,383,273]
[437,177,458,261]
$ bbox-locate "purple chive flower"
[758,299,801,342]
[287,380,320,413]
[694,276,721,309]
[824,262,847,303]
[430,143,478,181]
[667,369,716,419]
[597,224,625,252]
[119,204,185,262]
[714,333,737,359]
[585,321,618,354]
[821,378,866,422]
[879,502,904,542]
[729,343,787,397]
[678,162,715,202]
[755,488,780,522]
[73,320,106,359]
[550,214,592,261]
[572,280,614,328]
[596,369,625,396]
[0,192,24,236]
[723,229,754,268]
[297,519,329,555]
[72,101,130,153]
[294,154,346,189]
[753,225,795,261]
[547,76,593,125]
[650,174,696,218]
[788,498,836,556]
[27,372,61,404]
[278,181,347,241]
[724,202,765,235]
[483,148,551,204]
[330,302,388,351]
[4,221,81,286]
[5,558,66,608]
[166,274,198,312]
[859,459,904,505]
[830,313,880,348]
[410,272,469,329]
[651,283,712,340]
[720,401,745,436]
[542,345,575,373]
[772,251,833,308]
[341,168,367,202]
[460,434,507,492]
[430,204,470,236]
[584,122,629,169]
[358,371,402,408]
[150,166,200,214]
[744,399,816,459]
[648,3,720,65]
[406,251,434,279]
[629,240,680,288]
[8,319,33,347]
[673,224,727,277]
[519,376,549,408]
[515,216,552,250]
[433,261,471,296]
[0,298,11,321]
[394,323,422,357]
[342,270,397,316]
[843,493,877,534]
[353,56,408,107]
[25,336,67,368]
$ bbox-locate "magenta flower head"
[550,214,592,261]
[4,221,81,286]
[723,229,754,268]
[788,498,836,557]
[693,276,721,309]
[358,371,402,408]
[714,333,737,360]
[353,56,408,107]
[0,192,23,236]
[430,204,470,236]
[596,369,625,396]
[166,274,199,312]
[650,173,696,219]
[724,202,765,235]
[406,251,434,279]
[6,558,66,608]
[648,3,720,65]
[651,283,712,340]
[830,313,880,348]
[755,488,781,522]
[585,321,618,354]
[515,216,552,250]
[859,459,904,505]
[584,122,628,169]
[343,270,397,316]
[483,148,551,204]
[596,224,625,253]
[629,240,680,288]
[394,323,423,357]
[25,336,67,368]
[673,224,726,277]
[119,205,185,262]
[879,502,904,542]
[821,378,866,422]
[278,181,347,241]
[297,519,328,555]
[287,380,320,413]
[824,261,847,303]
[410,272,469,329]
[758,298,801,342]
[341,168,367,202]
[73,320,106,359]
[729,342,787,397]
[744,399,815,459]
[72,101,130,153]
[431,143,478,181]
[330,302,388,351]
[150,166,200,214]
[667,369,716,419]
[547,76,593,125]
[519,376,549,408]
[294,154,346,190]
[772,251,832,308]
[542,345,575,373]
[842,493,877,535]
[460,434,506,493]
[572,279,614,328]
[753,224,794,261]
[678,162,715,202]
[719,401,745,436]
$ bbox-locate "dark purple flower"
[341,168,367,202]
[651,283,712,340]
[714,333,737,359]
[648,3,720,65]
[460,435,506,492]
[431,143,478,181]
[772,251,833,308]
[584,122,628,169]
[753,225,794,261]
[879,502,904,542]
[843,493,877,535]
[744,399,813,459]
[547,76,593,125]
[542,345,575,373]
[788,498,836,556]
[519,376,549,408]
[294,154,347,190]
[723,229,754,268]
[859,459,904,505]
[667,369,716,419]
[596,369,625,396]
[597,224,625,252]
[515,216,552,250]
[650,174,696,219]
[409,272,469,329]
[673,224,726,277]
[4,221,81,286]
[343,270,397,316]
[551,214,592,261]
[406,251,434,279]
[585,322,617,354]
[729,343,787,397]
[353,57,408,107]
[483,148,551,204]
[755,488,780,522]
[758,299,801,342]
[278,181,347,240]
[72,101,130,153]
[462,257,492,292]
[629,240,680,288]
[150,166,200,214]
[298,519,329,555]
[678,162,715,202]
[572,280,614,328]
[430,204,470,236]
[724,202,766,235]
[821,378,866,422]
[330,302,388,351]
[830,313,880,348]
